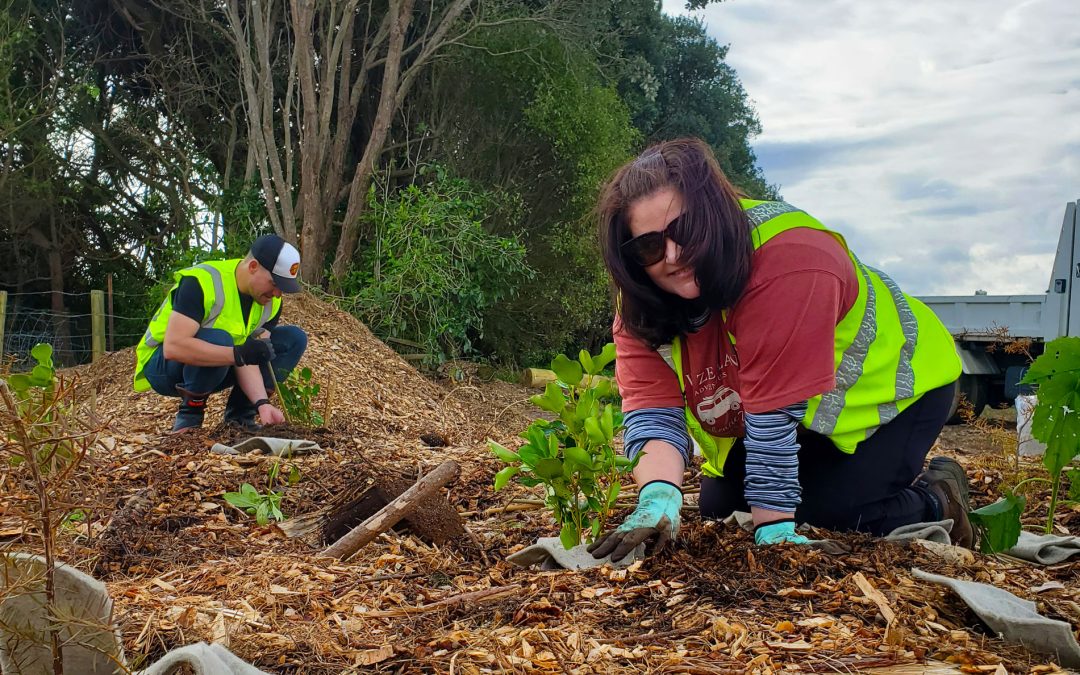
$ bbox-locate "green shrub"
[344,171,533,364]
[275,366,323,426]
[972,336,1080,552]
[489,343,637,549]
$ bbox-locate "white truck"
[917,200,1080,420]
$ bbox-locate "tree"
[609,2,776,198]
[412,18,640,362]
[211,0,557,286]
[1,0,229,362]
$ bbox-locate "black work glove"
[233,336,275,367]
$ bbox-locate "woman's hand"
[588,481,682,562]
[753,520,811,545]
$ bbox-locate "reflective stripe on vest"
[141,263,228,352]
[656,200,961,477]
[133,260,282,392]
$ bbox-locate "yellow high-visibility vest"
[133,259,281,391]
[658,200,961,477]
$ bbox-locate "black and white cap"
[250,234,302,293]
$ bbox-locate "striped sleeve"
[743,401,808,513]
[623,407,692,468]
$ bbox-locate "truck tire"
[946,374,988,424]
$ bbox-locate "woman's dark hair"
[598,137,753,348]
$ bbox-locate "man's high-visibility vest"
[657,200,961,477]
[133,259,282,392]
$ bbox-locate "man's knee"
[271,325,308,356]
[195,327,234,348]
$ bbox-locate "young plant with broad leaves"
[488,344,639,549]
[222,459,301,525]
[275,366,324,426]
[970,336,1080,552]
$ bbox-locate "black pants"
[699,381,955,535]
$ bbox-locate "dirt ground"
[2,293,1078,674]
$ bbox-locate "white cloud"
[663,0,1080,295]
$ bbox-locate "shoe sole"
[928,456,970,511]
[168,425,201,435]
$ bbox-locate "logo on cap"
[289,262,300,277]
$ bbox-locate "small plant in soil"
[223,459,301,525]
[275,366,324,426]
[489,343,639,549]
[970,336,1080,552]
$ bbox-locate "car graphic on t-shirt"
[695,386,742,426]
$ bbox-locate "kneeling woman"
[589,138,971,563]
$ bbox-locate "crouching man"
[132,235,309,433]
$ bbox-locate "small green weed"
[223,459,301,525]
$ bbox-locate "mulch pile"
[2,292,1078,673]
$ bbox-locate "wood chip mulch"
[1,293,1077,673]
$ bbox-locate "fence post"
[0,290,6,364]
[91,290,105,362]
[107,273,115,352]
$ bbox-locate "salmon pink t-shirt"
[615,228,860,433]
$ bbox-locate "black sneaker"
[223,386,263,432]
[916,456,974,548]
[223,410,262,432]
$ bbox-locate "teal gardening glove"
[588,480,682,563]
[754,519,811,546]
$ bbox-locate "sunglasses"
[621,213,689,267]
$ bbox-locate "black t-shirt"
[171,277,281,328]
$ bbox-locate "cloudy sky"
[662,0,1080,296]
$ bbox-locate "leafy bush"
[344,170,533,365]
[276,366,324,426]
[480,73,639,365]
[488,344,638,549]
[972,336,1080,552]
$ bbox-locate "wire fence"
[2,287,156,371]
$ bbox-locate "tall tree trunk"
[329,0,415,285]
[223,0,480,287]
[330,0,473,284]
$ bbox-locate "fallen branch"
[321,460,459,560]
[522,368,614,389]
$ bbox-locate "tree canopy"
[1,0,775,366]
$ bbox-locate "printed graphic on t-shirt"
[695,385,741,425]
[685,330,745,438]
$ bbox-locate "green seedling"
[973,336,1080,552]
[489,343,638,550]
[223,458,300,525]
[223,483,284,525]
[275,367,323,426]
